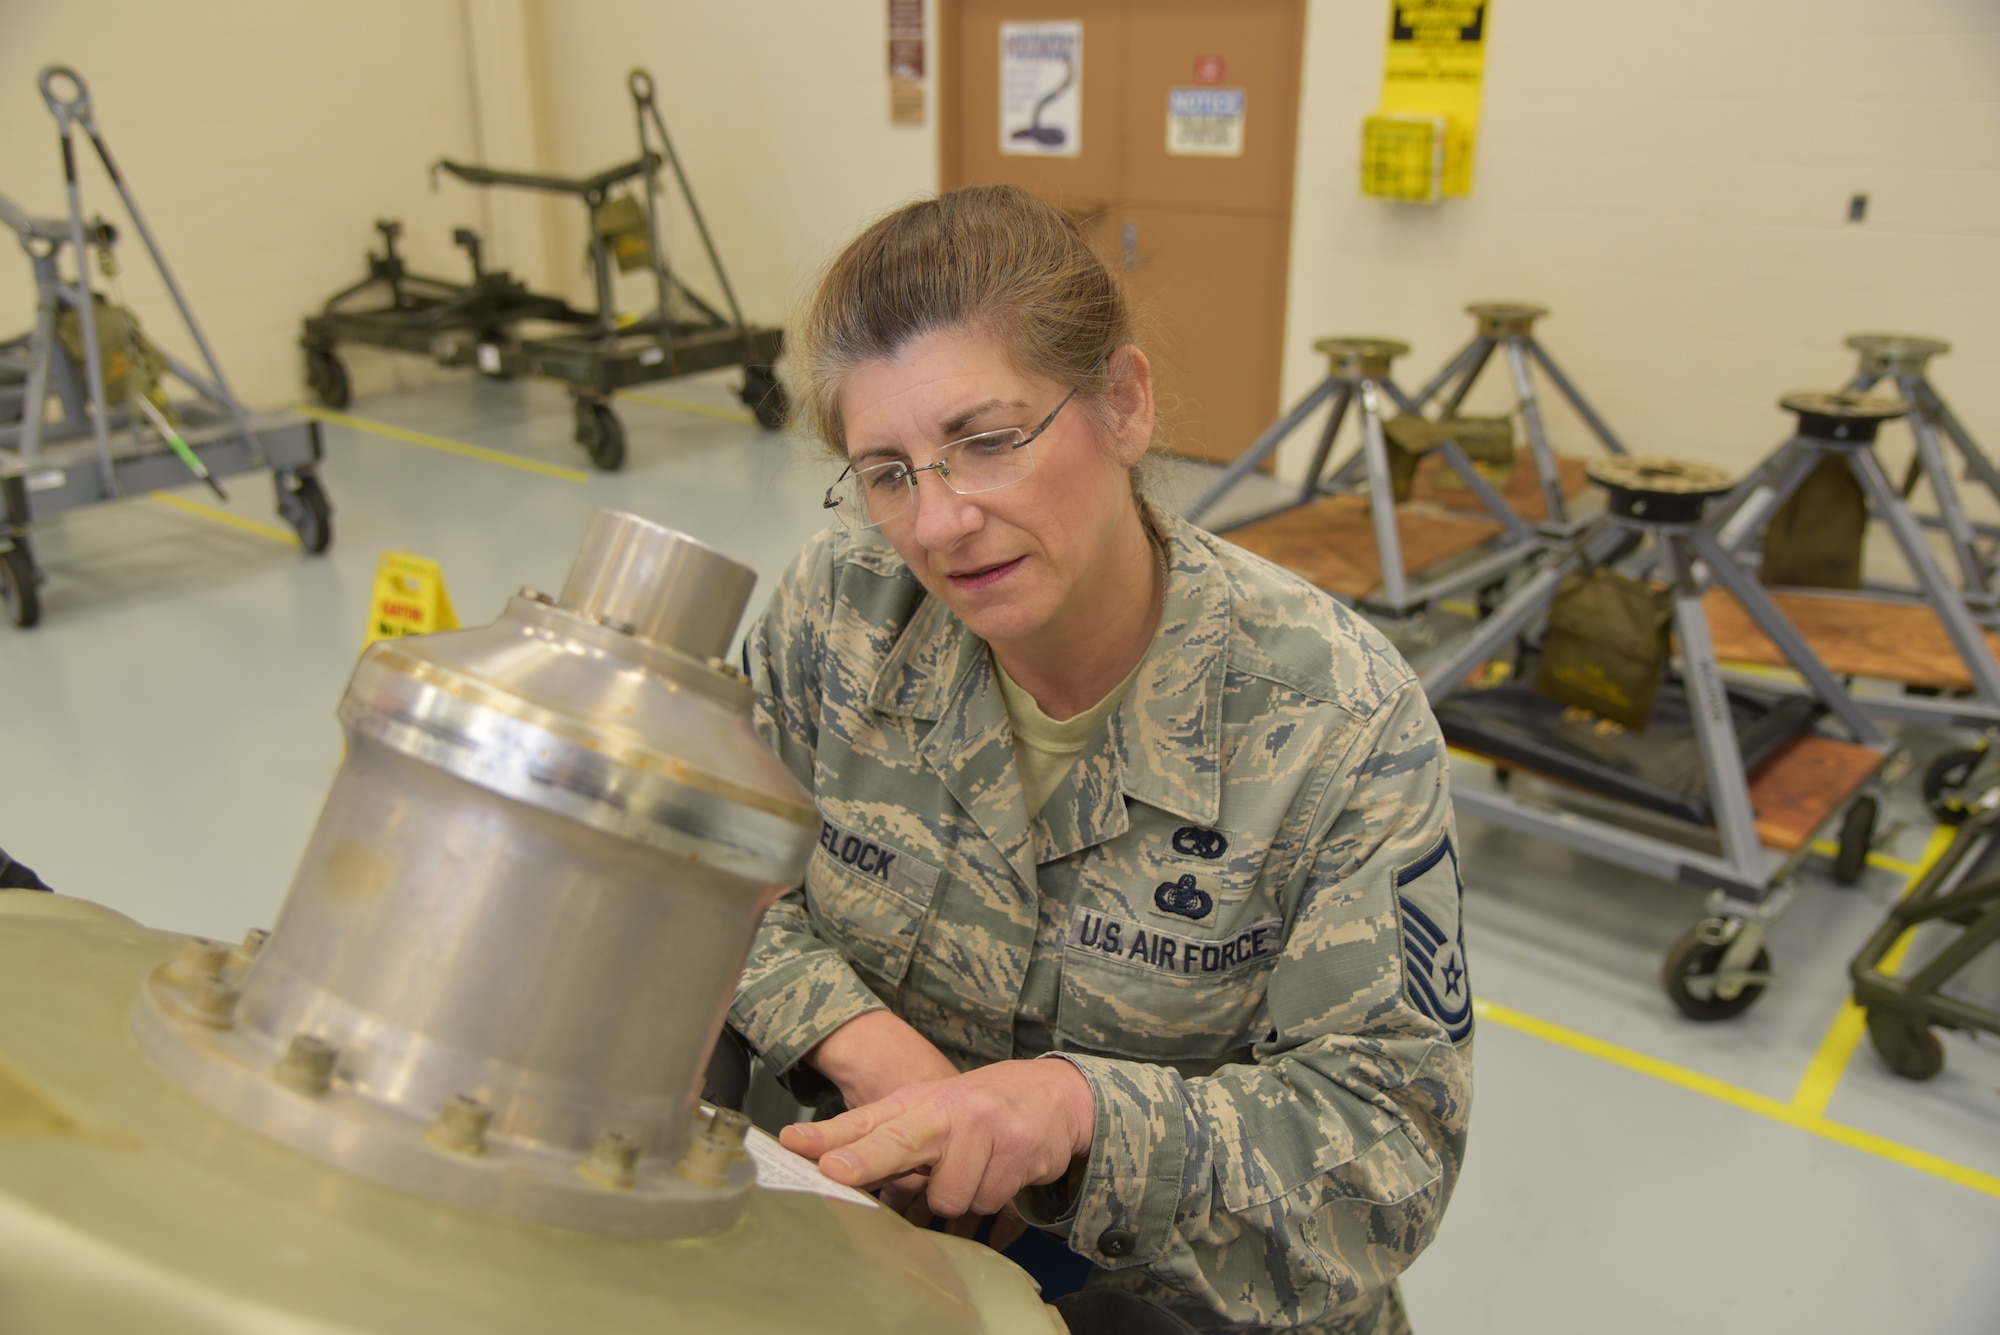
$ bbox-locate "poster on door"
[1000,21,1082,157]
[1166,87,1246,157]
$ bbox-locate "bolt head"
[427,1094,492,1156]
[275,1034,338,1096]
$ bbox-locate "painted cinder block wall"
[0,0,495,411]
[1279,0,2000,500]
[1,0,1992,503]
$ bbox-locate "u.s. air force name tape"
[814,816,939,900]
[1067,906,1282,977]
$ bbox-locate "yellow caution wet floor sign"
[365,552,459,648]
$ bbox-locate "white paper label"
[1000,21,1082,157]
[477,344,502,374]
[25,470,65,493]
[1167,87,1246,157]
[638,347,666,366]
[743,1128,879,1208]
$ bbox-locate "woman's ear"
[1105,345,1155,467]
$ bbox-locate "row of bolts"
[156,934,753,1191]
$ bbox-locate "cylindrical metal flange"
[1585,457,1735,524]
[133,511,816,1238]
[1313,336,1409,381]
[1845,332,1950,378]
[1779,390,1907,445]
[1467,302,1547,338]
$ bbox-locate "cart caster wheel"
[1,544,41,629]
[742,366,788,431]
[305,345,351,410]
[1865,1009,1945,1081]
[574,399,626,471]
[1922,747,1984,824]
[279,476,334,555]
[1661,925,1770,1021]
[1833,794,1877,885]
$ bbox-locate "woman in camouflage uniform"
[730,185,1471,1334]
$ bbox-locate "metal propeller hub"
[1780,390,1907,444]
[1313,336,1408,379]
[1467,301,1547,336]
[1586,456,1735,523]
[1845,332,1950,375]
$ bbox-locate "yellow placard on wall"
[1371,1,1489,199]
[364,551,460,648]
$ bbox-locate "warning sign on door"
[1166,87,1246,157]
[1000,21,1082,157]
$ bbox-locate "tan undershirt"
[993,652,1146,818]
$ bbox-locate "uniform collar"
[868,510,1229,836]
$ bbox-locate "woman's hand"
[806,1009,961,1109]
[779,1058,1096,1219]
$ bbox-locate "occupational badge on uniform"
[1395,834,1473,1042]
[1171,825,1228,859]
[1153,873,1214,920]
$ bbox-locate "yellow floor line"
[296,405,590,483]
[1789,822,1958,1118]
[1806,838,1919,877]
[1474,996,2000,1201]
[149,493,300,547]
[617,389,757,425]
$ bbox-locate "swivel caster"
[1661,918,1771,1021]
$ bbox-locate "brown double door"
[941,0,1305,465]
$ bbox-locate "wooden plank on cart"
[1702,588,2000,692]
[1225,494,1502,600]
[1747,733,1882,853]
[1409,448,1592,525]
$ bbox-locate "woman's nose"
[910,475,982,549]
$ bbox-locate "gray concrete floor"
[2,373,1996,1332]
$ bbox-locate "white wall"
[529,0,938,332]
[1280,0,2000,487]
[6,0,1994,478]
[0,0,506,409]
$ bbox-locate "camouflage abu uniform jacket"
[730,509,1473,1333]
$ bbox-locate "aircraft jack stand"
[1843,333,2000,565]
[1187,337,1541,617]
[1405,303,1630,535]
[1421,457,1891,1020]
[1708,391,2000,731]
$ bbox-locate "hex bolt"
[228,927,271,974]
[678,1107,752,1188]
[517,585,554,605]
[164,937,232,987]
[578,1130,640,1191]
[184,979,240,1029]
[705,655,745,681]
[597,614,638,636]
[274,1035,338,1096]
[426,1094,492,1156]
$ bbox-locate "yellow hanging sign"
[364,551,460,648]
[1370,0,1489,199]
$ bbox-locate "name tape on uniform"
[815,816,939,900]
[1068,907,1282,978]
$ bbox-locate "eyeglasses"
[822,380,1087,530]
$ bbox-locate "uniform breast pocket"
[1056,908,1282,1062]
[803,817,942,987]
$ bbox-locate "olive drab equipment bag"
[1759,456,1867,590]
[1533,564,1673,732]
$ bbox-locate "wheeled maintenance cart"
[1,68,329,630]
[302,70,785,471]
[1851,742,2000,1080]
[1420,458,1891,1020]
